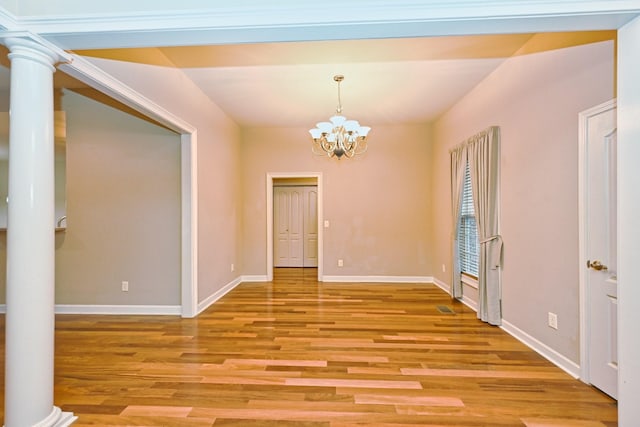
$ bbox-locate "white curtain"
[468,126,502,325]
[450,144,467,299]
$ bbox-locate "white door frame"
[180,132,198,318]
[266,172,323,282]
[578,98,616,382]
[58,53,199,318]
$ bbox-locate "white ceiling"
[179,55,507,128]
[0,32,618,131]
[75,34,541,128]
[72,30,622,129]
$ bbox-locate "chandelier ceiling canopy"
[309,75,371,159]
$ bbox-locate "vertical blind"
[458,162,479,277]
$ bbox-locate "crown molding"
[9,1,640,22]
[0,6,18,30]
[0,1,637,49]
[57,54,195,134]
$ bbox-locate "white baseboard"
[432,277,451,294]
[197,276,243,315]
[430,278,580,379]
[460,294,478,311]
[241,275,269,282]
[53,304,182,315]
[0,276,257,317]
[322,275,434,283]
[0,275,582,380]
[194,274,580,379]
[433,278,477,310]
[501,319,580,378]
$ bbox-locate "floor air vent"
[436,305,456,314]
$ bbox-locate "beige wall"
[2,54,242,307]
[0,90,181,305]
[87,57,243,305]
[431,39,615,362]
[55,90,181,304]
[241,124,433,277]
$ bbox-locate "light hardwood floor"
[0,268,617,426]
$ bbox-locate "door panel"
[584,103,617,399]
[304,187,318,267]
[274,188,291,267]
[288,189,304,266]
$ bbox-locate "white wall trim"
[266,172,323,282]
[196,276,243,315]
[501,319,581,379]
[241,275,269,282]
[322,275,434,283]
[0,274,583,382]
[0,275,243,317]
[0,7,18,30]
[432,277,451,294]
[17,1,640,26]
[460,294,479,312]
[180,132,198,318]
[461,274,479,290]
[436,280,579,379]
[52,304,182,315]
[618,18,640,424]
[8,3,640,50]
[57,54,195,133]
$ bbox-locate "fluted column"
[3,37,76,427]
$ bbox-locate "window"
[458,162,479,277]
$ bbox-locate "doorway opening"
[266,172,323,282]
[273,180,318,268]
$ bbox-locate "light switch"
[324,220,330,228]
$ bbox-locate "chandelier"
[309,75,371,159]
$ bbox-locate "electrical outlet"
[122,281,129,292]
[231,263,235,272]
[442,264,446,273]
[338,259,344,267]
[548,312,558,329]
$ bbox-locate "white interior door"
[582,100,617,399]
[274,187,303,267]
[303,187,318,267]
[274,185,318,268]
[273,187,304,267]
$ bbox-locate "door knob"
[587,260,608,271]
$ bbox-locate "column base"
[33,407,77,427]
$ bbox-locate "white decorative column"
[3,37,76,427]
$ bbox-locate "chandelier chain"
[336,76,343,114]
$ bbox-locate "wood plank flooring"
[0,268,617,426]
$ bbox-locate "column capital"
[2,32,73,71]
[4,36,61,72]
